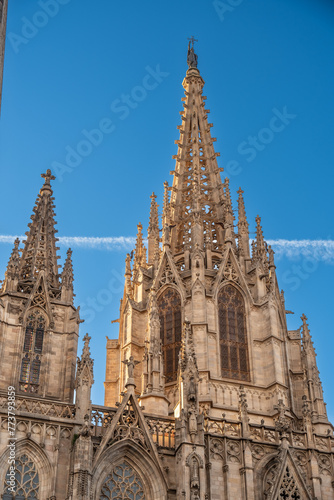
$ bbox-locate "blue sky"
[1,0,334,419]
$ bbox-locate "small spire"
[124,253,133,298]
[162,182,171,248]
[19,171,60,293]
[237,188,249,258]
[61,248,74,303]
[133,223,146,269]
[2,238,21,292]
[148,192,159,265]
[301,314,313,347]
[224,178,234,244]
[253,215,266,261]
[187,36,198,69]
[6,238,20,278]
[237,188,248,230]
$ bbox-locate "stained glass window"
[99,461,145,500]
[158,288,182,383]
[3,454,39,499]
[19,311,46,393]
[218,285,250,381]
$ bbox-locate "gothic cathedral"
[0,43,333,500]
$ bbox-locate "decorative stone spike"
[148,192,159,265]
[75,334,94,421]
[61,248,74,303]
[237,188,250,259]
[133,223,146,270]
[300,314,326,419]
[2,238,21,292]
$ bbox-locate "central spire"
[168,41,225,254]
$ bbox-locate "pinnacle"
[40,169,55,194]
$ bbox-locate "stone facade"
[0,43,334,499]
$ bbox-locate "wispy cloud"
[266,239,334,263]
[0,235,136,251]
[0,235,334,262]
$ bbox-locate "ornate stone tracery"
[3,454,39,499]
[99,461,145,500]
[19,310,46,394]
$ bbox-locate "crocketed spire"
[18,170,60,296]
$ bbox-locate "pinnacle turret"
[237,188,250,259]
[18,170,61,296]
[252,215,267,262]
[133,223,146,270]
[1,238,21,292]
[61,248,74,303]
[148,192,159,265]
[224,178,235,244]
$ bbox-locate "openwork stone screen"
[99,461,145,499]
[3,454,39,499]
[218,285,250,381]
[158,288,182,383]
[19,310,45,393]
[278,466,301,499]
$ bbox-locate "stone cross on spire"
[41,169,56,192]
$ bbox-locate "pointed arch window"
[19,311,46,393]
[3,454,39,499]
[158,288,182,383]
[218,285,250,381]
[99,461,145,499]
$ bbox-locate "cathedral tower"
[104,41,334,499]
[0,170,80,401]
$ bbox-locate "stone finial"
[40,169,55,193]
[76,334,94,387]
[133,222,146,269]
[61,248,74,303]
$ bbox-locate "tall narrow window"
[218,285,250,381]
[158,288,182,383]
[3,454,39,499]
[19,311,46,393]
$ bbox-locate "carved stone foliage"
[250,444,274,465]
[291,450,309,486]
[205,419,240,437]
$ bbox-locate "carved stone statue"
[188,375,196,403]
[122,356,140,380]
[187,38,198,69]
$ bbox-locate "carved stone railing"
[90,405,176,448]
[146,416,175,449]
[91,405,117,437]
[0,392,76,420]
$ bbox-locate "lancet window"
[218,285,250,381]
[3,454,39,499]
[158,288,182,383]
[99,461,145,499]
[19,310,46,393]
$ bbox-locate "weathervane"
[187,36,198,69]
